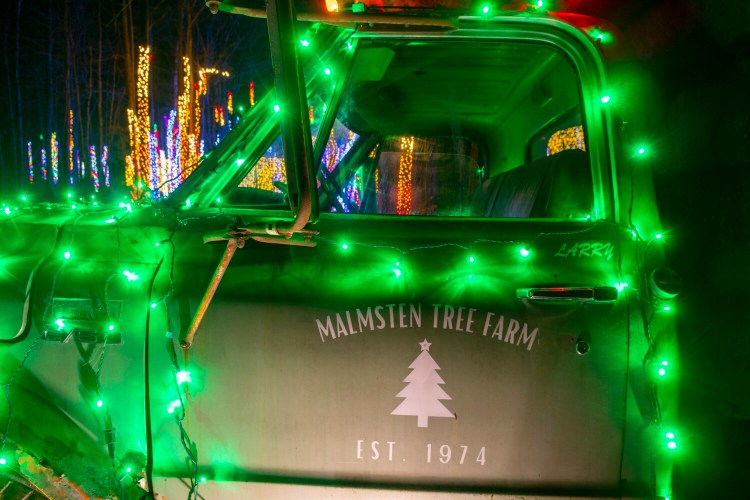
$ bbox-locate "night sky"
[1,0,749,498]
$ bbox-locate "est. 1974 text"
[356,439,486,466]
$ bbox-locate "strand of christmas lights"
[40,140,47,181]
[51,133,59,184]
[396,136,414,215]
[27,142,33,183]
[68,110,75,184]
[76,149,83,180]
[90,146,99,191]
[102,145,110,187]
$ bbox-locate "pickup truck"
[0,1,679,498]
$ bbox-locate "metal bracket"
[180,237,246,349]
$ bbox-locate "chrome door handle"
[516,286,618,302]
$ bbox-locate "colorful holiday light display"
[50,132,59,185]
[90,146,99,191]
[396,136,414,215]
[102,145,110,187]
[547,126,586,156]
[40,141,47,181]
[27,141,33,183]
[68,109,74,184]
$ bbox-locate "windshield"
[316,38,592,219]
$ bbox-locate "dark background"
[611,1,750,497]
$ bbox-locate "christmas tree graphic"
[391,339,453,428]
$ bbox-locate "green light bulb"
[63,250,71,260]
[663,305,671,311]
[601,95,611,104]
[536,0,544,7]
[0,458,6,465]
[273,104,281,113]
[167,399,182,414]
[341,243,349,250]
[300,39,310,47]
[469,256,475,263]
[658,367,666,377]
[199,476,207,483]
[55,318,65,330]
[637,147,646,155]
[126,467,132,473]
[151,302,157,308]
[665,431,675,439]
[393,268,402,278]
[667,441,677,450]
[122,270,140,282]
[96,399,104,408]
[468,274,474,279]
[108,324,115,331]
[176,370,192,385]
[519,248,530,257]
[655,233,663,239]
[324,67,332,76]
[481,5,490,14]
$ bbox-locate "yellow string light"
[238,156,287,192]
[178,57,192,181]
[396,136,414,215]
[227,91,233,115]
[547,126,586,156]
[68,109,74,181]
[124,45,152,193]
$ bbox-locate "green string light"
[122,270,140,282]
[176,370,192,385]
[167,399,182,414]
[665,431,677,450]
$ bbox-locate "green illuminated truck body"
[0,2,678,498]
